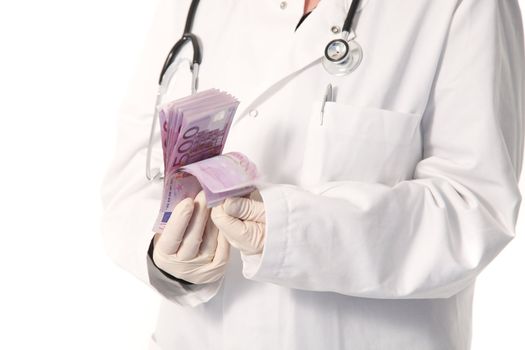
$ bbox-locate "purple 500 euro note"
[178,152,260,207]
[152,89,260,234]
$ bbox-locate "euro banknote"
[178,151,260,207]
[152,89,260,233]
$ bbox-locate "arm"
[241,0,525,299]
[99,0,223,307]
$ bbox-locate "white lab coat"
[100,0,525,349]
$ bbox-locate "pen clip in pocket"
[320,83,336,125]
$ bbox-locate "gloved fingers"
[155,197,194,255]
[212,231,231,265]
[223,196,266,223]
[249,189,263,201]
[211,204,266,255]
[182,265,224,284]
[211,205,261,253]
[153,249,223,285]
[210,205,250,246]
[176,252,227,284]
[198,217,219,258]
[153,206,231,285]
[242,221,266,255]
[176,190,210,260]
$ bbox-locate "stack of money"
[152,89,260,233]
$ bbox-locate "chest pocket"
[298,101,422,187]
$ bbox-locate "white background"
[0,1,524,349]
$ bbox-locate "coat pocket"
[298,101,422,187]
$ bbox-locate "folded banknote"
[152,89,260,233]
[178,151,260,207]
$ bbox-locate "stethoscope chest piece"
[322,37,363,76]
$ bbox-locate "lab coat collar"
[266,0,370,12]
[235,0,370,125]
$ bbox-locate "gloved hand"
[152,190,231,284]
[210,190,266,256]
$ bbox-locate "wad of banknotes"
[152,88,261,233]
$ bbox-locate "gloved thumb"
[223,196,265,223]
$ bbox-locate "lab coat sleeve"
[241,0,525,299]
[99,0,223,307]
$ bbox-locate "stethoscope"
[146,0,363,181]
[323,0,363,75]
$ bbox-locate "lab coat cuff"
[241,183,289,282]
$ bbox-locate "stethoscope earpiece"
[322,36,363,76]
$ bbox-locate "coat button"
[331,25,341,34]
[249,109,259,118]
[280,1,287,10]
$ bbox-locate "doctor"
[100,0,525,349]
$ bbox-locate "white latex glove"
[210,190,266,256]
[152,190,231,284]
